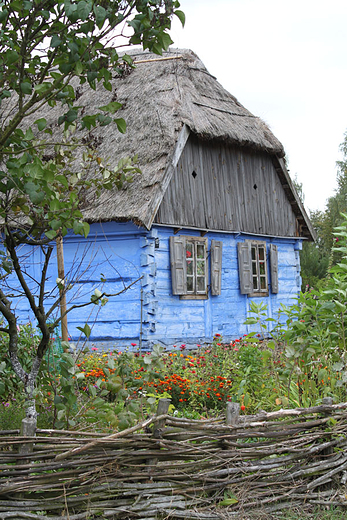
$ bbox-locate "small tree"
[0,0,184,421]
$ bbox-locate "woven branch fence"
[1,398,347,519]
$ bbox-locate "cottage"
[15,49,315,349]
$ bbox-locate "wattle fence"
[1,398,347,519]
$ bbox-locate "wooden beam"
[56,234,69,345]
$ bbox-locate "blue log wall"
[8,222,302,350]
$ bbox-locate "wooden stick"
[55,415,168,461]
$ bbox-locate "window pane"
[187,276,194,292]
[252,262,257,275]
[260,276,266,290]
[187,260,193,275]
[197,260,205,275]
[258,247,265,261]
[197,244,205,259]
[259,262,265,275]
[251,247,256,260]
[253,276,258,290]
[186,243,193,259]
[197,276,205,292]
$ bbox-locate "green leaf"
[94,4,106,27]
[45,230,57,240]
[51,35,62,47]
[0,8,8,23]
[34,118,47,131]
[115,118,126,134]
[77,323,91,338]
[219,498,238,506]
[34,83,51,95]
[83,222,90,238]
[24,127,34,140]
[6,50,19,65]
[159,32,173,51]
[99,101,122,113]
[20,81,32,94]
[88,384,97,397]
[174,9,185,26]
[77,0,92,20]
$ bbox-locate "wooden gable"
[155,134,308,238]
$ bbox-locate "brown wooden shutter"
[211,240,222,295]
[169,236,187,295]
[270,244,279,294]
[237,241,252,294]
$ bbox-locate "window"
[251,242,267,293]
[170,236,222,298]
[237,241,278,296]
[186,239,207,294]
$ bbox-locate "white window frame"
[249,241,268,295]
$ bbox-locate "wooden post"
[147,398,170,469]
[18,417,36,463]
[153,398,170,438]
[226,402,240,426]
[56,234,69,345]
[322,396,333,410]
[321,397,334,469]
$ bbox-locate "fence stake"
[147,398,170,469]
[18,417,36,464]
[153,398,171,438]
[322,397,334,462]
[226,402,240,426]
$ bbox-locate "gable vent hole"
[192,170,197,179]
[253,184,257,190]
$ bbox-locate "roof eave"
[272,156,316,241]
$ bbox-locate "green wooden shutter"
[270,244,279,294]
[170,236,187,295]
[211,240,222,295]
[237,241,252,294]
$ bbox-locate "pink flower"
[131,343,137,346]
[234,348,239,352]
[91,347,98,351]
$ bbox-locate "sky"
[169,0,347,213]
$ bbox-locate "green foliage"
[300,240,329,291]
[0,323,40,397]
[0,0,184,413]
[5,216,347,430]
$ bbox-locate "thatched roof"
[68,48,289,228]
[5,48,314,237]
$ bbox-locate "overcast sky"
[169,0,347,213]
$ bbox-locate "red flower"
[241,405,246,411]
[131,343,137,346]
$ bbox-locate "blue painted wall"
[9,222,302,350]
[151,226,302,348]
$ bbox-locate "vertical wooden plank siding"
[155,134,298,237]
